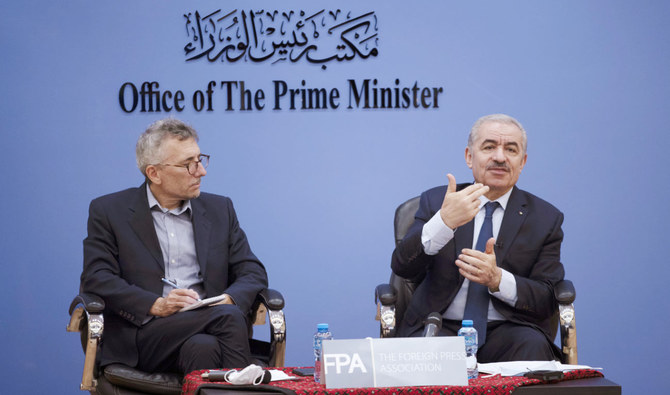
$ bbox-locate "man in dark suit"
[392,114,564,362]
[80,118,268,375]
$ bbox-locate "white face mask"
[223,364,269,385]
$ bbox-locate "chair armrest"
[555,279,578,364]
[257,288,285,310]
[67,293,105,336]
[375,283,397,305]
[252,288,286,366]
[67,293,105,391]
[69,293,105,315]
[555,280,576,305]
[375,284,397,337]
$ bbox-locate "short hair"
[468,114,527,153]
[136,118,199,177]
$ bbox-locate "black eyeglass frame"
[155,154,210,175]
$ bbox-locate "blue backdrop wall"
[2,1,669,393]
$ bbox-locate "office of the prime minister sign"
[321,337,468,389]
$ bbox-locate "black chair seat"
[102,364,182,394]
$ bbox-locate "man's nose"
[492,146,506,161]
[194,162,207,177]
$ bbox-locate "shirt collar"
[146,184,192,217]
[478,186,513,211]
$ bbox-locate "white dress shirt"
[421,187,518,321]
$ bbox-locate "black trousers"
[136,304,251,374]
[409,319,558,363]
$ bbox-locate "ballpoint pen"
[161,277,202,301]
[161,277,179,289]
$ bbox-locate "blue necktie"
[463,201,499,346]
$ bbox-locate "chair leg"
[559,303,578,364]
[68,306,102,391]
[81,337,99,391]
[270,339,286,367]
[268,309,286,367]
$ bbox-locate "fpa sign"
[321,337,468,388]
[324,353,368,374]
[322,339,374,388]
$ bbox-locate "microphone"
[260,370,272,384]
[422,312,443,337]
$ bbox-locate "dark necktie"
[463,201,499,346]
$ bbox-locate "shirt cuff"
[422,211,455,255]
[490,269,518,305]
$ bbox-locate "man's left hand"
[456,237,502,291]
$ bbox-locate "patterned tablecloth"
[182,367,604,395]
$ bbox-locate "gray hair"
[468,114,527,153]
[136,118,199,177]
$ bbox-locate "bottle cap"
[461,320,474,327]
[317,323,329,331]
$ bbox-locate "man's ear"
[465,146,473,169]
[145,165,161,185]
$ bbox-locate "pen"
[161,277,202,301]
[161,277,179,289]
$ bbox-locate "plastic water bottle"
[313,323,333,383]
[458,319,478,379]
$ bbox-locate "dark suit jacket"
[80,183,268,367]
[391,184,565,343]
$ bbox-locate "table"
[184,367,621,395]
[513,377,621,394]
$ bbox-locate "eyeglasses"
[156,154,209,175]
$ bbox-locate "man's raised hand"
[440,173,489,229]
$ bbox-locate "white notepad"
[179,293,228,312]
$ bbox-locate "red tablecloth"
[182,367,604,395]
